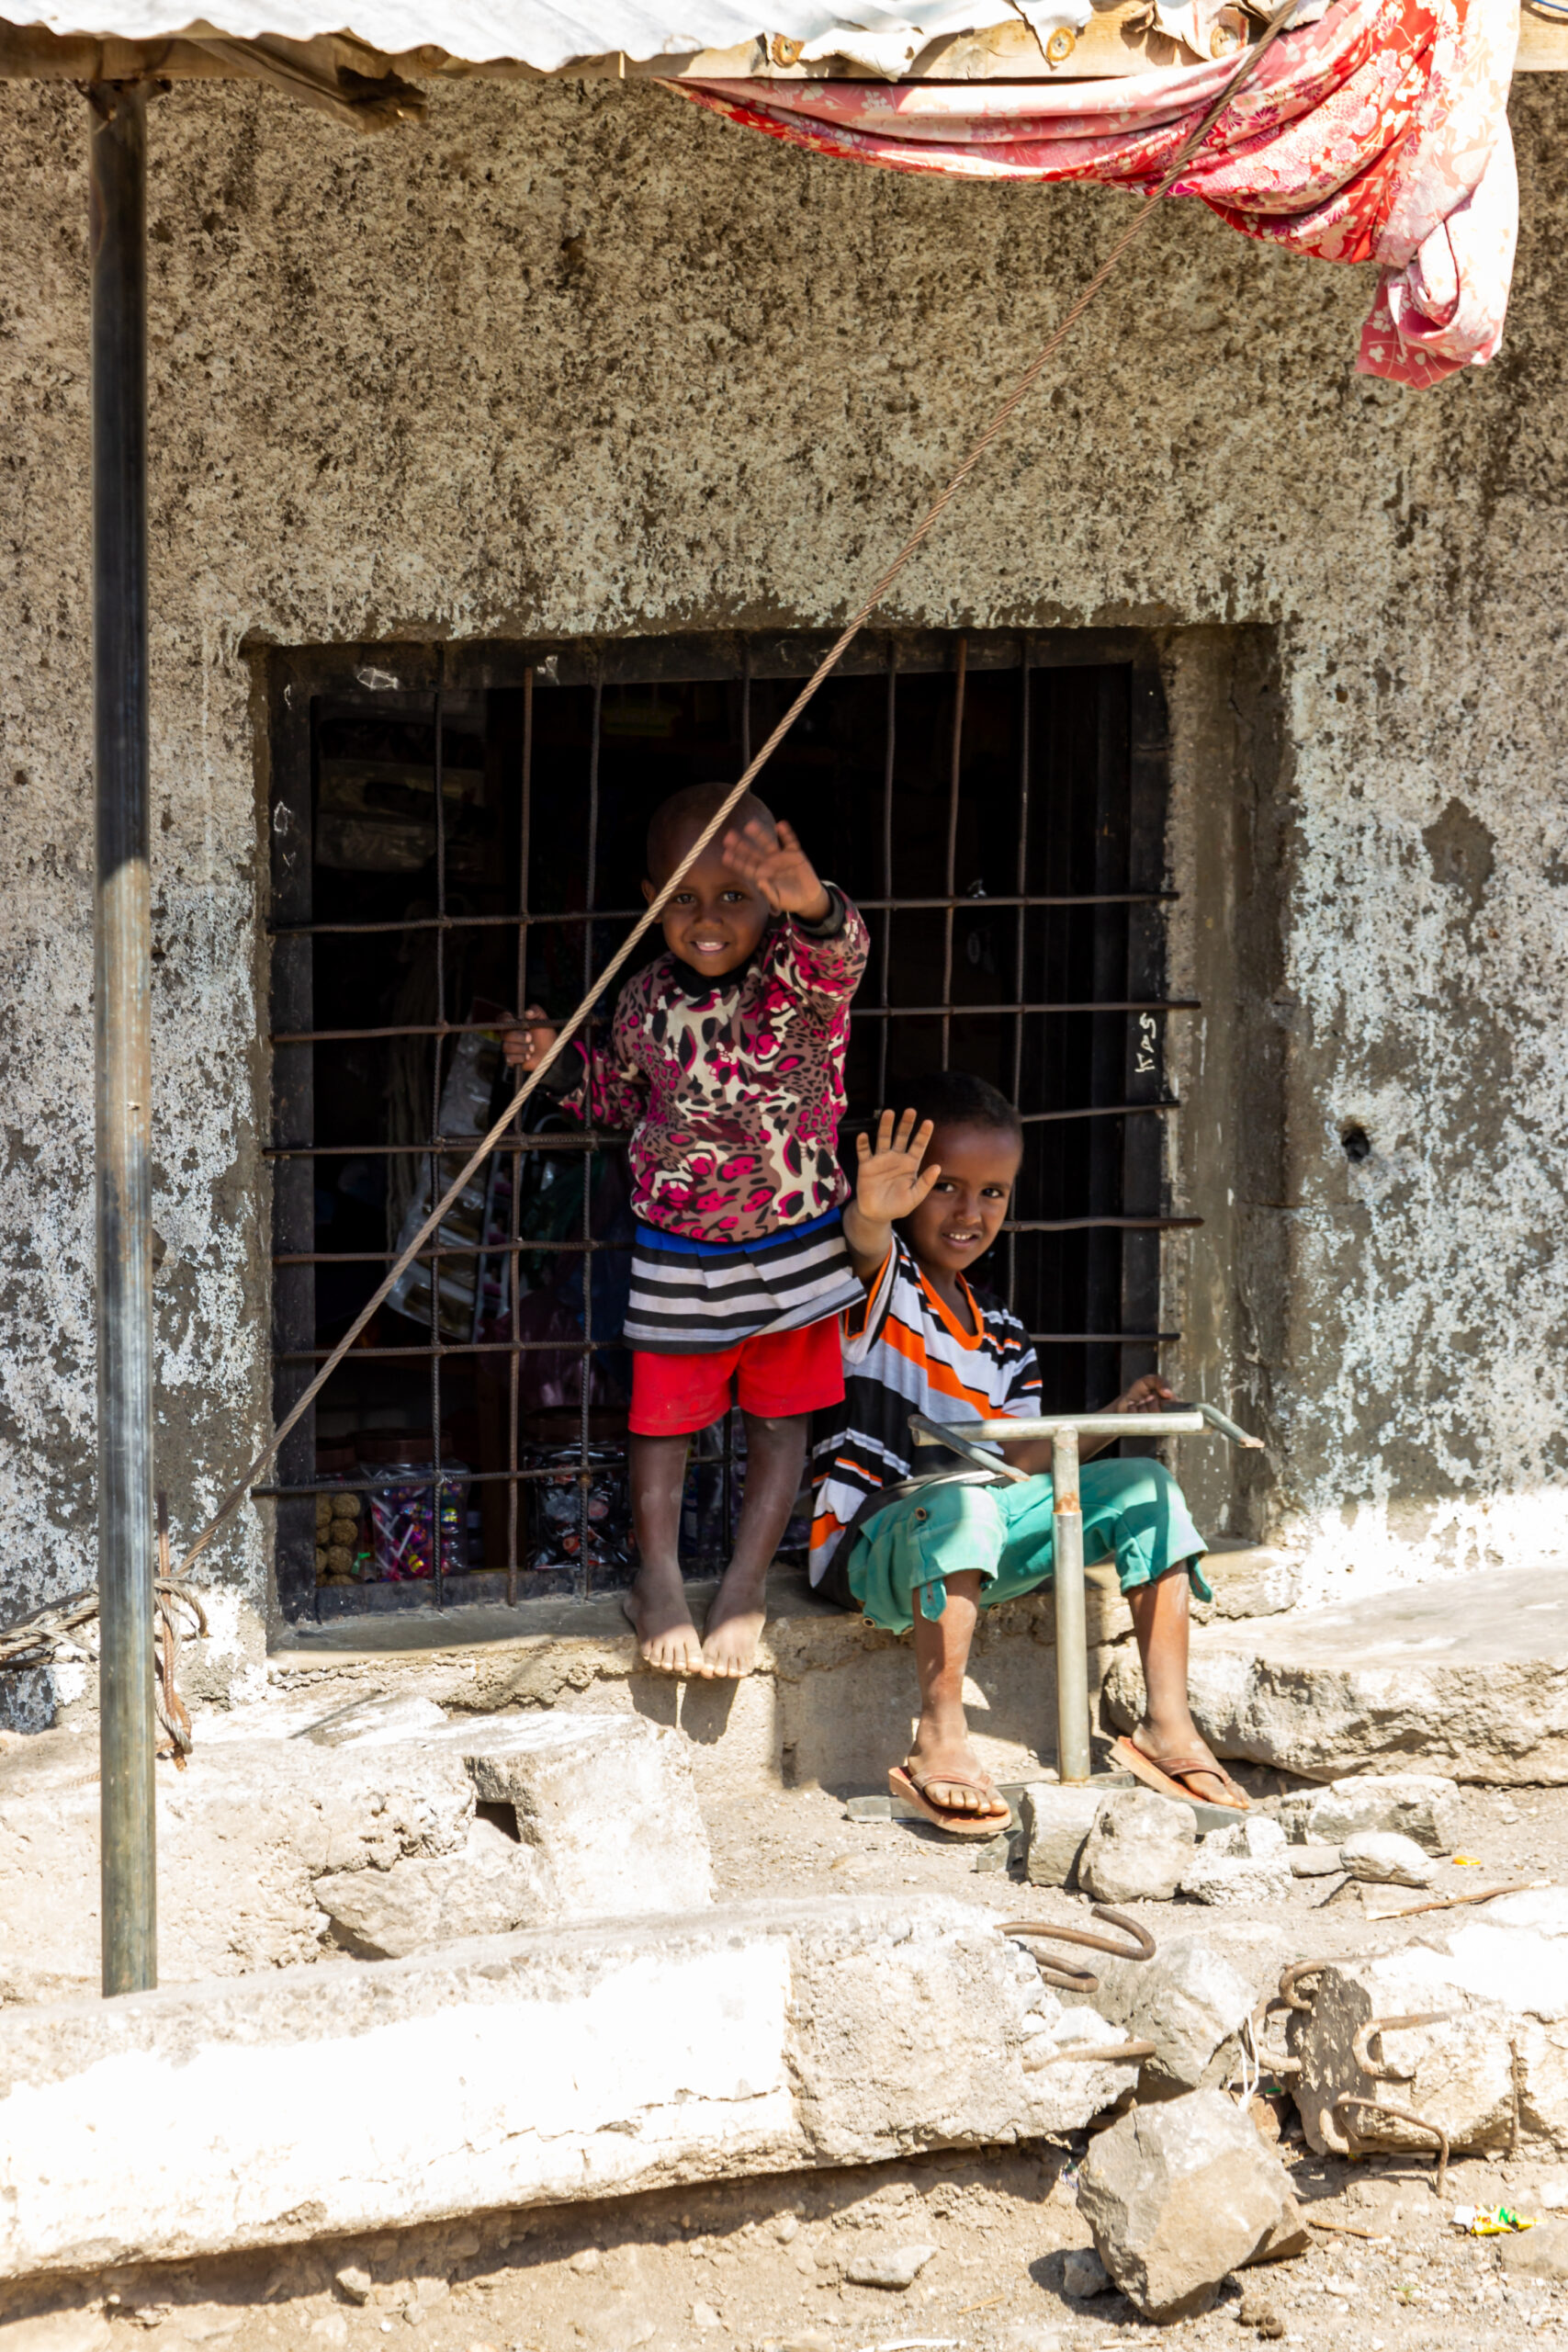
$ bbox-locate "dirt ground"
[5,1773,1567,2352]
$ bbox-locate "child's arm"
[502,998,648,1129]
[722,817,869,1003]
[842,1108,940,1284]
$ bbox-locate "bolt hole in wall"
[265,634,1193,1623]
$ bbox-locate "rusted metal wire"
[1247,1997,1303,2080]
[1000,1906,1156,1991]
[0,1589,100,1669]
[1279,1957,1348,2013]
[1330,2094,1450,2199]
[152,1489,209,1767]
[1029,2037,1157,2072]
[1351,2012,1456,2083]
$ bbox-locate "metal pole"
[89,78,157,1996]
[1050,1425,1091,1784]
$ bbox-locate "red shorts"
[628,1319,846,1437]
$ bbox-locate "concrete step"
[1105,1566,1568,1785]
[0,1894,1135,2284]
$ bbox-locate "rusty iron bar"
[1279,1958,1339,2013]
[1248,1997,1303,2079]
[269,997,1202,1044]
[1030,2037,1157,2072]
[89,74,157,1998]
[266,889,1179,936]
[1351,2012,1456,2082]
[999,1905,1156,1992]
[1051,1426,1089,1782]
[1330,2094,1450,2199]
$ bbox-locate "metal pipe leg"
[89,77,157,1997]
[1051,1426,1090,1784]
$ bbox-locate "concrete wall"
[3,69,1567,1688]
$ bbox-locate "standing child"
[505,783,868,1679]
[809,1073,1248,1826]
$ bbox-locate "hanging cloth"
[669,0,1517,388]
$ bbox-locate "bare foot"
[700,1562,769,1679]
[1129,1719,1247,1808]
[623,1558,705,1674]
[904,1723,1003,1816]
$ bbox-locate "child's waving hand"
[722,815,831,922]
[856,1109,941,1223]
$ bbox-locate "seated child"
[808,1071,1248,1828]
[505,783,868,1679]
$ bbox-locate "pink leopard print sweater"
[566,886,868,1243]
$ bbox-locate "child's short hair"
[900,1070,1023,1145]
[647,784,775,883]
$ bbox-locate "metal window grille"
[265,631,1195,1622]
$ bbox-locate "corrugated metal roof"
[11,0,1279,76]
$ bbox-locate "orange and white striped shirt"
[807,1233,1040,1583]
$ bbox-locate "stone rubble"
[0,1704,714,2001]
[1076,2088,1309,2321]
[1076,1790,1194,1905]
[1287,1842,1345,1877]
[1274,1771,1461,1855]
[1179,1815,1293,1908]
[1084,1929,1264,2094]
[1060,2247,1110,2298]
[1291,1890,1568,2158]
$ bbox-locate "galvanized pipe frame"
[89,76,157,1997]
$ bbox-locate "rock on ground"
[1499,2218,1568,2279]
[1019,1785,1103,1887]
[1339,1829,1436,1887]
[842,2244,936,2288]
[1274,1772,1461,1854]
[1076,1790,1194,1905]
[0,1705,713,2001]
[1076,2088,1308,2321]
[0,1894,1134,2280]
[1180,1815,1292,1908]
[1104,1569,1568,1784]
[1084,1929,1264,2094]
[1060,2247,1109,2297]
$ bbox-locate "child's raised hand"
[502,1005,558,1074]
[721,816,831,922]
[855,1109,940,1225]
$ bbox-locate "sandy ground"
[5,1774,1567,2352]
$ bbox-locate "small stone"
[335,2268,374,2306]
[1499,2219,1568,2281]
[1077,1791,1196,1905]
[570,2250,602,2275]
[1202,1815,1287,1860]
[1235,2290,1285,2338]
[773,2213,800,2245]
[1288,1844,1345,1877]
[691,2304,725,2331]
[1340,1830,1437,1888]
[1020,1785,1105,1887]
[1497,1799,1522,1826]
[1061,2248,1110,2299]
[843,2244,937,2290]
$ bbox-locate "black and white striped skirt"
[625,1206,864,1353]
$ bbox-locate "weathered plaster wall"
[3,69,1567,1679]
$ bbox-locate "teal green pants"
[842,1459,1211,1635]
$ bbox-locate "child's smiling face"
[901,1119,1021,1285]
[644,826,773,980]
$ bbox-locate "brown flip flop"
[888,1762,1013,1840]
[1109,1735,1250,1812]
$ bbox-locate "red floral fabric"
[671,0,1517,387]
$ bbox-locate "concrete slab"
[1291,1890,1568,2158]
[1103,1568,1568,1784]
[263,1564,1140,1796]
[0,1894,1132,2282]
[0,1710,712,2004]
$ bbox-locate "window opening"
[265,634,1195,1621]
